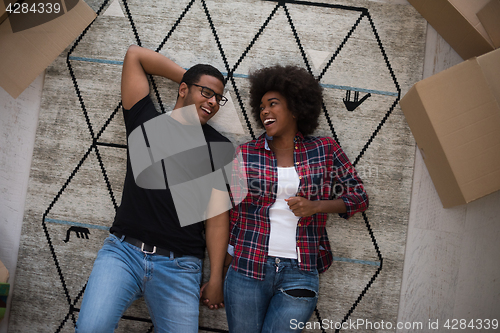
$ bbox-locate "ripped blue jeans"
[224,257,319,333]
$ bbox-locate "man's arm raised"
[121,45,186,110]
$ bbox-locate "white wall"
[397,25,500,332]
[0,73,44,333]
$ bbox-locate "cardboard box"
[408,0,499,60]
[400,48,500,208]
[477,0,500,49]
[0,260,7,283]
[0,0,96,98]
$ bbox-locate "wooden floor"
[1,1,499,331]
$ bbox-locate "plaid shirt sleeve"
[327,137,369,219]
[317,229,334,273]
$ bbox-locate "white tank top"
[268,166,300,259]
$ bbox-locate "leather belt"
[112,232,180,257]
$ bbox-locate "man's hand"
[121,45,186,110]
[200,279,224,310]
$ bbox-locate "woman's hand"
[285,196,319,217]
[286,197,347,216]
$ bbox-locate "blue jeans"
[224,257,319,333]
[75,234,202,333]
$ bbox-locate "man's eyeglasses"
[190,83,228,106]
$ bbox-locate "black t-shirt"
[111,95,233,258]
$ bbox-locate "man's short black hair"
[181,64,225,86]
[248,65,323,136]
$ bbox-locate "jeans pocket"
[298,267,318,277]
[175,257,202,272]
[104,234,119,245]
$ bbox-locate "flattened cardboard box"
[0,0,96,98]
[400,48,500,208]
[407,0,499,60]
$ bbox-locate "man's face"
[180,74,224,125]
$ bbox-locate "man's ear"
[178,82,189,99]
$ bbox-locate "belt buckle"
[141,243,156,254]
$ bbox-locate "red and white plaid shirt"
[229,132,369,280]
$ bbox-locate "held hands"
[285,196,319,217]
[200,279,224,310]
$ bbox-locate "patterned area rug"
[10,0,426,332]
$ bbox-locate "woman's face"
[259,91,298,138]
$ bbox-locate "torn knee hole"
[284,289,316,298]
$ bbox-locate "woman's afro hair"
[248,65,323,136]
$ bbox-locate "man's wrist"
[208,273,223,282]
